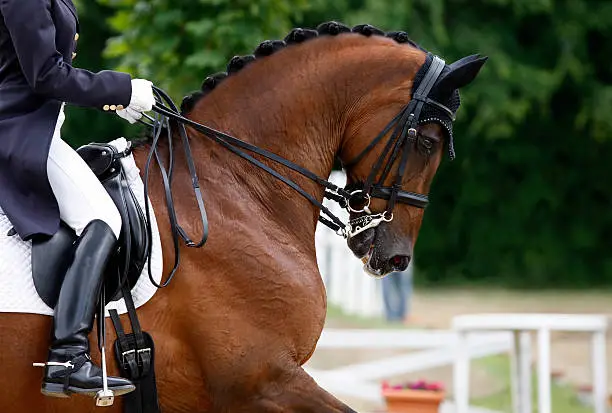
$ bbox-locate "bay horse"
[0,22,486,412]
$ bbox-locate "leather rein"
[137,56,452,287]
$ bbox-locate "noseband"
[142,55,455,250]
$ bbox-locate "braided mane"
[179,21,425,114]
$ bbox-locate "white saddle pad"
[0,138,163,317]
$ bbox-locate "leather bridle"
[338,55,454,237]
[138,55,454,287]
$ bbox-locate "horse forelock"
[180,21,428,114]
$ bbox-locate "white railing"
[315,171,385,318]
[306,328,508,413]
[452,313,610,413]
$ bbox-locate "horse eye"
[417,135,436,155]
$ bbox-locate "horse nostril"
[389,255,410,272]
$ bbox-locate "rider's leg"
[40,134,134,397]
[47,134,121,238]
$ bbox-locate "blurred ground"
[309,289,612,412]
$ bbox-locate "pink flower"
[382,379,445,392]
[427,383,443,391]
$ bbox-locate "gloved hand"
[116,79,155,124]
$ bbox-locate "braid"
[181,22,424,114]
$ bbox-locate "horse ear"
[434,54,488,95]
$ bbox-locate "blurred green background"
[65,0,612,289]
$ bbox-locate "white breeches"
[47,109,121,238]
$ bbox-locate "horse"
[0,22,487,412]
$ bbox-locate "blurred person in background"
[382,261,414,324]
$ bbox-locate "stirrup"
[95,346,115,406]
[96,286,115,407]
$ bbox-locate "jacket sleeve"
[0,0,132,109]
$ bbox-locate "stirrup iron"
[95,286,114,407]
[95,346,114,406]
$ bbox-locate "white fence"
[315,171,386,318]
[306,328,508,413]
[453,313,610,413]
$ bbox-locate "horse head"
[339,49,488,277]
[179,22,487,280]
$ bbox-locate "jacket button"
[103,105,110,111]
[116,105,124,111]
[110,105,117,111]
[74,33,79,41]
[72,52,77,59]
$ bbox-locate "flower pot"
[383,389,445,413]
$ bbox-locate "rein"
[150,86,352,236]
[138,56,451,287]
[140,87,209,288]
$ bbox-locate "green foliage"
[63,0,612,288]
[338,0,612,288]
[96,0,316,98]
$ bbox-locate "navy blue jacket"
[0,0,132,240]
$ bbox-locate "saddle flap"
[77,140,150,301]
[102,170,151,302]
[32,141,151,308]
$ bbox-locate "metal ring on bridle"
[347,190,371,213]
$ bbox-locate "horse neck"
[181,35,423,245]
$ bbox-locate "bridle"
[138,54,454,287]
[338,55,455,237]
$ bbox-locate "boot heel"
[41,382,70,398]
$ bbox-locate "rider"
[0,0,155,397]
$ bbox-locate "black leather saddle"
[31,142,151,308]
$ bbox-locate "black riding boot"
[40,220,135,398]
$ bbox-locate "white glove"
[116,79,155,124]
[116,106,143,124]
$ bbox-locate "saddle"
[31,141,150,308]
